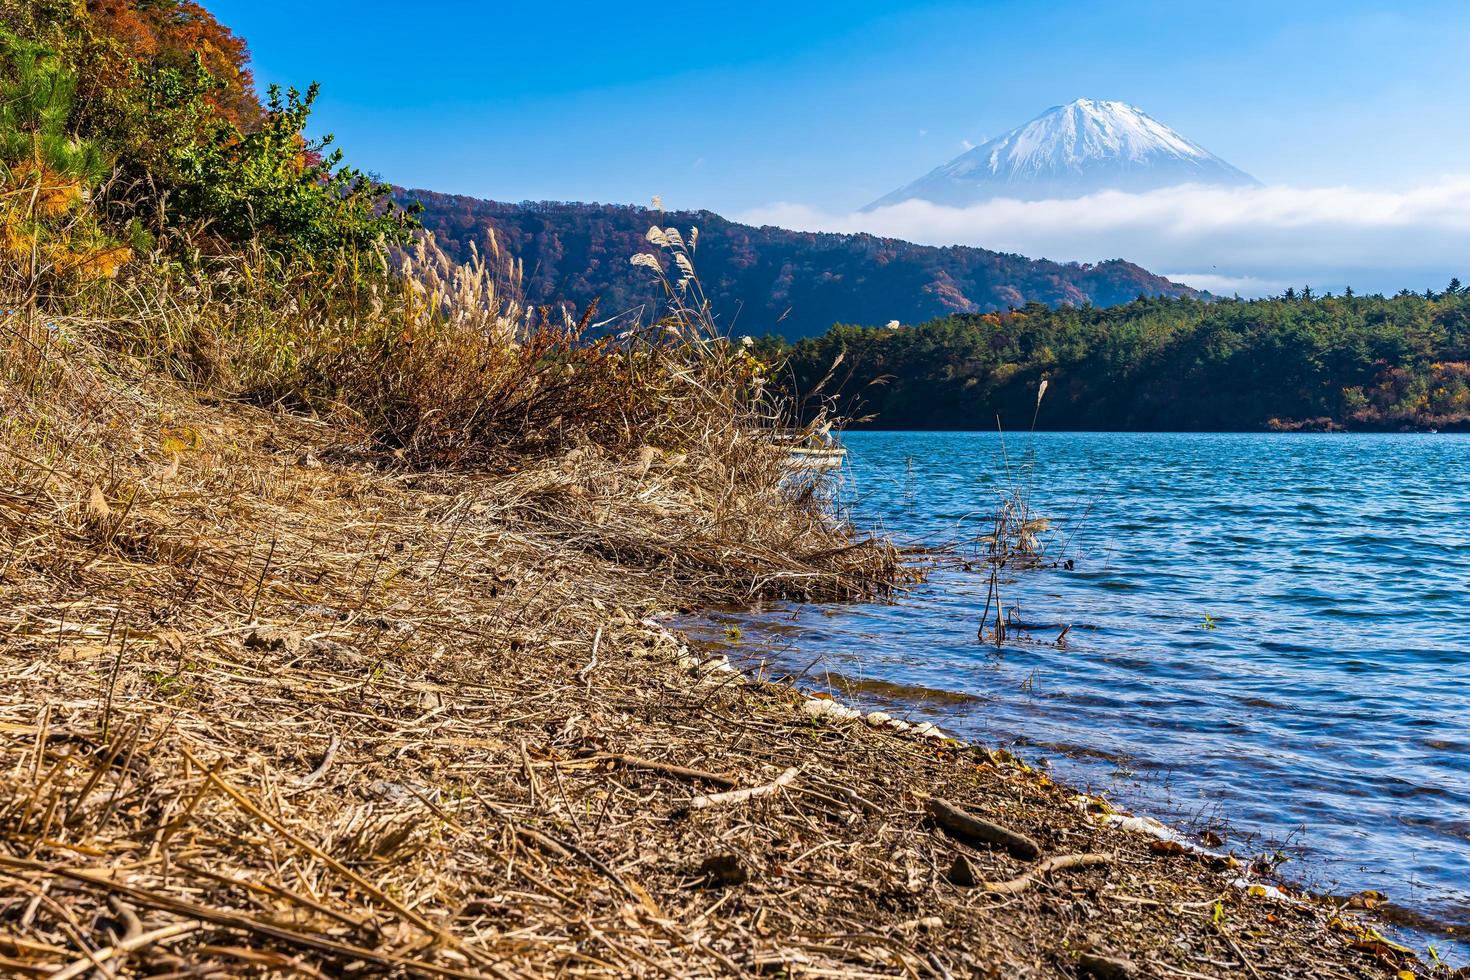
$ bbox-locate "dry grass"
[0,242,1431,977]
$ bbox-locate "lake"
[685,431,1470,962]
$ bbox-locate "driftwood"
[981,852,1113,895]
[926,797,1040,860]
[0,854,500,980]
[691,766,799,809]
[602,752,737,788]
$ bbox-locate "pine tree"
[0,30,129,283]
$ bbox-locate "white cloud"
[960,139,974,150]
[1158,273,1293,295]
[739,179,1470,296]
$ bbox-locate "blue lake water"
[686,431,1470,961]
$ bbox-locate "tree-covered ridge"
[402,191,1202,339]
[762,286,1470,431]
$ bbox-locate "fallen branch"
[1214,922,1265,980]
[49,921,201,980]
[981,852,1113,895]
[1075,951,1136,979]
[180,746,485,965]
[926,798,1040,860]
[576,625,602,688]
[691,766,799,809]
[602,753,737,788]
[0,855,497,980]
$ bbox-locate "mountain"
[869,98,1258,208]
[403,191,1203,340]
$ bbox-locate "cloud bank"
[739,179,1470,296]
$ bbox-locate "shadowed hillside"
[402,190,1202,339]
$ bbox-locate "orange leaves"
[1326,912,1416,971]
[86,0,262,125]
[0,173,134,281]
[56,245,133,280]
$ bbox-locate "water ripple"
[684,431,1470,964]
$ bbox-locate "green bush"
[2,0,417,272]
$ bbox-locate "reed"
[976,382,1066,646]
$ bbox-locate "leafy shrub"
[2,0,416,271]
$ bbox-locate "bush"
[3,0,416,270]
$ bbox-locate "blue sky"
[211,0,1470,212]
[212,0,1470,294]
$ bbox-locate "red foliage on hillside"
[87,0,261,124]
[401,191,1202,339]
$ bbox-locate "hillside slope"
[402,191,1202,339]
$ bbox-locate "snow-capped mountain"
[867,99,1258,208]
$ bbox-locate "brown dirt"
[0,348,1437,978]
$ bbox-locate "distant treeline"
[759,286,1470,431]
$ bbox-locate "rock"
[1076,952,1136,979]
[897,915,946,932]
[303,636,354,659]
[801,698,862,723]
[244,627,301,654]
[699,853,748,886]
[947,853,980,887]
[364,780,421,802]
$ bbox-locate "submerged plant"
[975,380,1075,647]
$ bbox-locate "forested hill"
[400,190,1201,339]
[760,288,1470,432]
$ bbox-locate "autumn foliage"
[0,0,414,290]
[85,0,262,125]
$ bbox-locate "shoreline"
[689,618,1470,966]
[0,370,1440,977]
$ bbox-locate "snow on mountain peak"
[868,99,1258,209]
